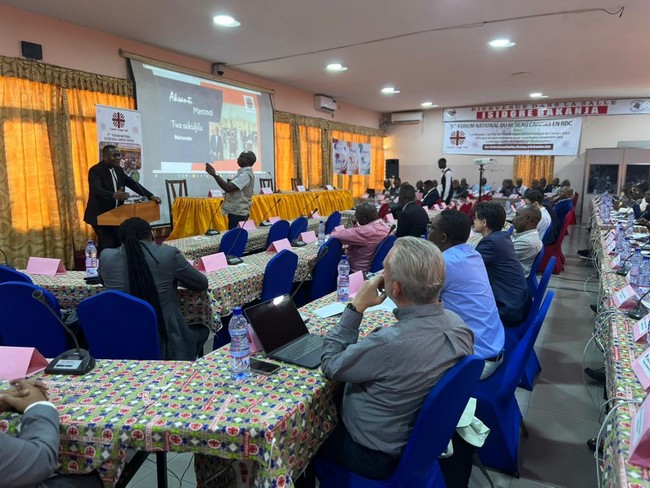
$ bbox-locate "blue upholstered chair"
[315,355,485,487]
[324,211,342,234]
[474,291,554,476]
[260,250,298,302]
[264,220,290,249]
[0,266,32,284]
[77,290,161,360]
[218,228,248,258]
[369,235,397,273]
[288,217,308,242]
[526,248,545,294]
[0,282,68,357]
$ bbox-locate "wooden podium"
[97,201,160,226]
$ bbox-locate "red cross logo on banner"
[450,130,465,146]
[112,112,126,129]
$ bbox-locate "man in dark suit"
[395,184,429,238]
[421,180,440,208]
[84,145,161,252]
[209,124,224,160]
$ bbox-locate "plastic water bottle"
[626,212,635,236]
[640,257,650,288]
[318,220,326,245]
[337,255,351,302]
[228,307,250,381]
[615,224,625,255]
[630,248,642,285]
[622,237,632,261]
[85,240,98,278]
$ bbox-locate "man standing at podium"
[84,145,161,252]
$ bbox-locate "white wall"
[386,110,650,200]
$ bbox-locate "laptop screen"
[244,295,310,353]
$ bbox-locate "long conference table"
[168,189,355,240]
[0,290,397,487]
[593,211,650,486]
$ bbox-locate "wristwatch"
[346,302,358,313]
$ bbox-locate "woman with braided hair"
[99,217,209,359]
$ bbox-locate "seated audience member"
[395,184,429,238]
[421,179,440,208]
[415,180,424,193]
[473,202,532,326]
[389,177,402,199]
[514,178,527,196]
[0,379,103,487]
[545,177,560,193]
[99,217,209,360]
[553,186,575,226]
[472,178,492,194]
[331,202,391,273]
[529,179,540,191]
[428,210,505,379]
[538,178,548,193]
[511,205,544,276]
[459,178,469,194]
[381,179,391,198]
[318,237,474,479]
[524,190,553,242]
[452,179,469,199]
[498,179,514,196]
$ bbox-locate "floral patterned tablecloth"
[594,219,650,487]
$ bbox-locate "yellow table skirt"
[168,189,355,239]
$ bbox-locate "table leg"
[115,451,150,488]
[156,452,168,488]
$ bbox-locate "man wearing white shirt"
[524,190,551,241]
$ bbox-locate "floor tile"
[510,478,558,487]
[469,465,513,488]
[518,439,598,487]
[522,407,600,449]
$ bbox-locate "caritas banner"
[444,98,650,122]
[443,118,582,156]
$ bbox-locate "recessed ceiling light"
[381,87,400,95]
[489,38,516,48]
[326,63,348,72]
[213,15,241,27]
[421,102,438,108]
[529,92,549,99]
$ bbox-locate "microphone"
[308,208,319,219]
[224,218,249,265]
[131,178,152,203]
[32,290,95,375]
[299,195,319,218]
[260,198,282,227]
[0,248,14,269]
[205,200,224,236]
[628,287,650,320]
[290,245,330,300]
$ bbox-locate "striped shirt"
[512,228,544,276]
[321,303,474,456]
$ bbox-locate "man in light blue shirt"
[428,210,505,379]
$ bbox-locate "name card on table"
[630,396,650,468]
[349,271,365,297]
[633,348,650,391]
[296,185,306,192]
[267,238,292,253]
[268,216,281,224]
[0,346,48,381]
[362,193,369,199]
[634,312,650,343]
[237,220,256,231]
[325,185,334,190]
[385,213,395,223]
[376,194,385,202]
[311,211,321,219]
[197,252,228,273]
[422,206,429,212]
[516,200,526,207]
[300,231,317,243]
[26,257,66,276]
[434,204,441,210]
[611,254,622,270]
[416,192,423,201]
[440,202,448,209]
[613,285,639,309]
[606,240,617,255]
[606,229,617,242]
[260,187,273,195]
[208,189,223,198]
[247,324,264,354]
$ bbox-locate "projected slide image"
[99,141,142,181]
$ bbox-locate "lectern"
[97,201,160,226]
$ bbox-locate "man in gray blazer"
[0,379,102,487]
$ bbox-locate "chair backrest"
[324,211,342,234]
[393,356,484,483]
[259,178,274,191]
[77,290,161,360]
[498,291,554,397]
[0,282,68,357]
[378,203,390,219]
[533,256,556,307]
[555,209,575,244]
[369,235,397,273]
[265,220,290,248]
[0,266,33,284]
[291,178,302,191]
[572,192,579,206]
[288,217,308,242]
[308,238,343,301]
[526,248,545,293]
[261,250,299,302]
[165,179,188,229]
[458,202,473,215]
[508,226,515,236]
[219,228,248,257]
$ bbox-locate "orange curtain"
[298,126,323,189]
[513,155,554,186]
[274,122,293,191]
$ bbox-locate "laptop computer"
[244,295,323,369]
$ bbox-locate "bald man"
[511,204,544,276]
[553,186,574,226]
[331,202,391,272]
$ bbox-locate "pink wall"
[0,5,379,128]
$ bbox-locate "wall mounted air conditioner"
[390,111,424,124]
[314,95,337,113]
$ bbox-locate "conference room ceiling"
[5,0,650,113]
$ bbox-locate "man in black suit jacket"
[84,145,161,252]
[421,179,440,208]
[395,184,429,238]
[209,124,224,160]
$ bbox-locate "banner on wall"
[443,118,582,156]
[443,98,650,122]
[96,105,144,189]
[333,139,371,175]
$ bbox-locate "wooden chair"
[259,178,274,192]
[165,179,188,230]
[291,178,302,191]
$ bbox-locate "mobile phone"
[250,358,281,375]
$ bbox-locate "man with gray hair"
[511,204,543,275]
[317,237,474,479]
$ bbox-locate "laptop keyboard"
[276,334,322,359]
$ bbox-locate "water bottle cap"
[341,255,348,261]
[88,239,94,244]
[233,307,243,315]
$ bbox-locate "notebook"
[244,295,323,369]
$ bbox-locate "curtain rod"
[119,49,275,95]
